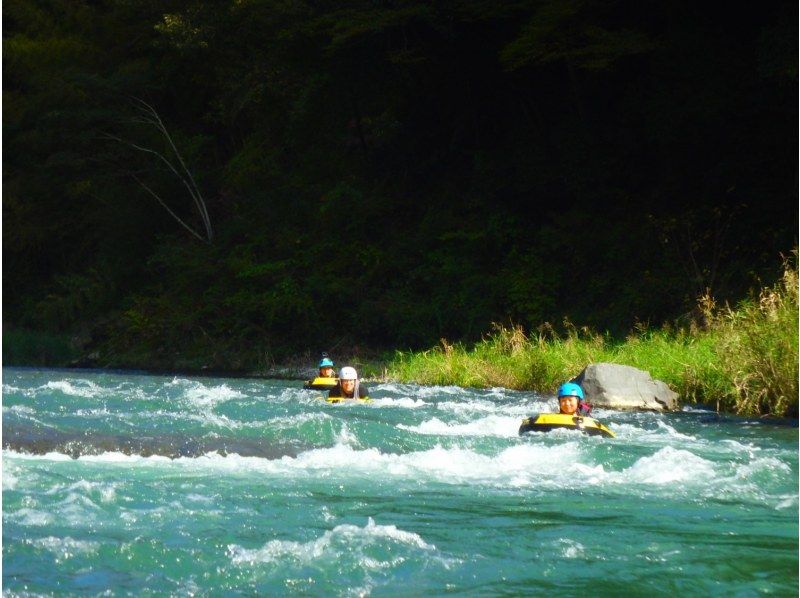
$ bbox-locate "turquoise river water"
[2,367,798,595]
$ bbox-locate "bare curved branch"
[131,174,206,242]
[100,99,214,243]
[131,97,213,240]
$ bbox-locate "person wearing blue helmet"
[303,353,338,390]
[317,353,336,379]
[557,382,592,416]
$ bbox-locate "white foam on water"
[3,404,36,415]
[720,439,761,453]
[681,405,717,413]
[720,455,797,504]
[41,379,105,398]
[183,383,247,409]
[278,387,315,402]
[53,492,106,526]
[177,579,202,597]
[2,383,23,393]
[81,451,173,464]
[168,377,196,387]
[368,397,429,409]
[321,506,336,522]
[655,420,697,441]
[7,508,54,526]
[607,421,693,444]
[436,399,498,415]
[3,470,19,490]
[397,415,521,437]
[2,443,579,487]
[266,412,334,430]
[2,449,172,467]
[368,383,414,394]
[4,443,790,502]
[132,408,272,432]
[67,480,117,503]
[118,504,177,526]
[616,446,716,485]
[557,539,586,559]
[335,423,359,447]
[196,412,241,430]
[406,385,466,397]
[485,386,523,398]
[341,442,582,486]
[228,517,434,566]
[732,455,791,481]
[185,493,215,504]
[500,402,553,417]
[28,536,101,557]
[437,399,549,418]
[74,407,111,417]
[4,450,74,462]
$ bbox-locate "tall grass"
[386,256,798,417]
[706,262,798,416]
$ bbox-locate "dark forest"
[3,0,797,370]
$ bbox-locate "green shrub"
[385,255,799,417]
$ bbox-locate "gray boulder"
[572,363,679,411]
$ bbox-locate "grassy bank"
[385,257,798,417]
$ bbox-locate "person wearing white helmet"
[328,366,370,400]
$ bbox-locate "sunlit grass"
[386,255,798,417]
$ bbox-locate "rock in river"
[572,362,679,411]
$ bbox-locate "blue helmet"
[557,382,584,400]
[319,356,335,368]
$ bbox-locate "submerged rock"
[572,363,679,411]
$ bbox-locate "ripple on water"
[228,517,437,567]
[397,415,522,437]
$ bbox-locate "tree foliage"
[3,0,797,369]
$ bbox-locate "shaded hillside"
[3,0,797,368]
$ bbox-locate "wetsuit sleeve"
[328,383,343,398]
[358,385,370,398]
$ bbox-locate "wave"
[397,415,522,437]
[436,398,549,417]
[228,517,435,567]
[27,536,101,557]
[367,397,430,409]
[6,442,794,505]
[182,382,247,408]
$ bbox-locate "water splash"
[228,517,435,566]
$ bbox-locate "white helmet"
[339,367,358,380]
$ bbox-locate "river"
[2,367,797,595]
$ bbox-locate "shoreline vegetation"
[383,256,798,418]
[4,257,797,418]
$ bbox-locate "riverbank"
[384,258,798,418]
[4,258,796,417]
